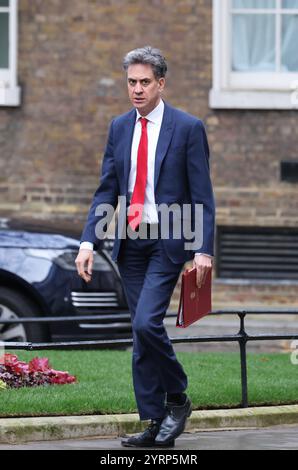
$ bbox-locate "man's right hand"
[75,249,94,283]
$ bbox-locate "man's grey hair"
[123,46,167,79]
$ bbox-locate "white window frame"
[0,0,21,106]
[209,0,298,110]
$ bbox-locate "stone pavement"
[0,425,297,450]
[1,406,298,445]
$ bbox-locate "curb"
[1,405,298,444]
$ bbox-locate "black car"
[0,219,131,343]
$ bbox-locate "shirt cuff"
[195,252,213,258]
[80,242,94,251]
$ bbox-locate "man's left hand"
[193,254,213,288]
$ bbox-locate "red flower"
[1,354,19,367]
[49,369,76,385]
[0,353,77,388]
[11,361,29,375]
[29,357,51,373]
[1,354,29,374]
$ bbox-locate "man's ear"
[158,77,165,92]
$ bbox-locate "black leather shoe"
[154,396,192,446]
[121,420,161,448]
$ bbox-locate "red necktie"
[127,117,148,230]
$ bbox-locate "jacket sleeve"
[186,119,215,257]
[80,119,120,249]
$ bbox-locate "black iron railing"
[1,308,298,408]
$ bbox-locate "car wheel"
[0,287,49,343]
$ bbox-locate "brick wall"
[1,0,298,308]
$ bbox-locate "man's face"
[127,63,165,116]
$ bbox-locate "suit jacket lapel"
[154,102,175,191]
[123,108,137,195]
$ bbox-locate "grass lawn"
[0,350,297,417]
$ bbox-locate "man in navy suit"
[75,46,215,448]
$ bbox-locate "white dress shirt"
[127,99,164,224]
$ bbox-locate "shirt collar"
[135,99,164,125]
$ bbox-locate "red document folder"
[176,268,212,328]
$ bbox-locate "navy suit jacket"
[81,101,215,264]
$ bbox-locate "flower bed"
[0,353,76,389]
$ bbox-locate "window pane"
[232,14,275,71]
[0,1,9,7]
[282,0,298,8]
[282,15,298,71]
[0,13,9,68]
[232,0,275,8]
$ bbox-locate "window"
[0,0,20,106]
[210,0,298,109]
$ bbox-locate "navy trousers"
[117,224,188,421]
